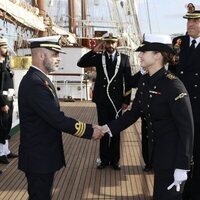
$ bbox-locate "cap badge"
[187,3,195,13]
[109,33,113,39]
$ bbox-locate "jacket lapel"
[31,67,59,104]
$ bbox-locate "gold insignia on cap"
[109,33,113,39]
[187,3,195,13]
[175,93,187,101]
[40,44,61,49]
[74,121,86,137]
[166,74,176,80]
[58,37,62,46]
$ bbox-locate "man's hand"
[167,169,188,192]
[92,125,105,140]
[1,105,9,113]
[93,125,113,137]
[93,41,104,53]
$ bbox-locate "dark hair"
[160,52,176,65]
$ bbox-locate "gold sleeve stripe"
[124,89,132,97]
[74,122,86,137]
[175,93,187,101]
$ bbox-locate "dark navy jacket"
[107,68,194,170]
[170,35,200,122]
[77,50,132,109]
[18,67,93,173]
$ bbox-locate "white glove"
[101,125,112,137]
[167,169,188,192]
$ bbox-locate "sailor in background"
[0,36,18,170]
[100,34,194,200]
[169,3,200,200]
[18,36,103,200]
[77,32,132,170]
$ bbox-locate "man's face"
[104,40,118,54]
[43,50,61,73]
[0,45,8,58]
[187,18,200,38]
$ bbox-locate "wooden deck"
[0,101,153,200]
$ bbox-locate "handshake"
[92,125,112,140]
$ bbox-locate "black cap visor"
[136,42,175,54]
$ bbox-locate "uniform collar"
[31,65,49,78]
[107,51,117,60]
[148,67,167,85]
[189,36,200,47]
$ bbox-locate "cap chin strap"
[102,52,121,119]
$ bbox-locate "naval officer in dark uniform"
[0,36,18,168]
[77,33,132,170]
[169,4,200,200]
[99,34,194,200]
[18,36,103,200]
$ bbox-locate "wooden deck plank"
[0,101,154,200]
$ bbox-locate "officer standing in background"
[170,3,200,200]
[77,33,132,170]
[0,36,18,169]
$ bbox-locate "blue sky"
[135,0,200,35]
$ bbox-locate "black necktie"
[109,55,113,63]
[189,39,196,56]
[190,39,196,50]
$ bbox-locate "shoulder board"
[166,73,176,80]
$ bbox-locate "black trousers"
[183,122,200,200]
[25,172,55,200]
[153,169,184,200]
[96,103,121,164]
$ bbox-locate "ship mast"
[81,0,88,38]
[80,0,89,47]
[68,0,77,35]
[32,0,47,37]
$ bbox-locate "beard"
[43,56,58,73]
[105,47,115,54]
[0,51,8,58]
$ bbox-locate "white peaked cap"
[28,35,66,54]
[136,33,174,54]
[144,34,172,44]
[28,35,61,43]
[102,32,118,41]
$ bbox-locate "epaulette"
[166,73,176,80]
